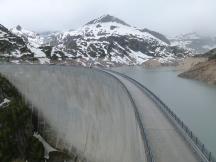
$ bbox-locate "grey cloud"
[0,0,215,36]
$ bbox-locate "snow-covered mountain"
[0,24,49,64]
[1,15,191,66]
[170,32,216,54]
[42,14,190,66]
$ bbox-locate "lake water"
[113,66,216,157]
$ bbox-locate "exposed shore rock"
[143,59,161,68]
[142,57,181,69]
[177,56,207,71]
[179,49,216,84]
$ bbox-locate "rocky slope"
[179,48,216,84]
[0,24,50,64]
[10,25,51,64]
[10,25,44,47]
[0,24,34,63]
[170,32,216,54]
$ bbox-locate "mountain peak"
[16,25,22,31]
[86,14,130,26]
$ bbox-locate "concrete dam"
[0,65,215,162]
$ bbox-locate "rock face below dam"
[0,65,146,162]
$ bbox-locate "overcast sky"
[0,0,215,36]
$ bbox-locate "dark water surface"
[113,66,216,157]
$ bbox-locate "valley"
[0,4,216,161]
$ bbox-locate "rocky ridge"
[170,32,216,54]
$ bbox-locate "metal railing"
[108,69,216,162]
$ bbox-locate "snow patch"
[10,60,20,64]
[0,98,10,108]
[33,132,57,159]
[129,51,152,64]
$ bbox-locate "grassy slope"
[0,74,44,162]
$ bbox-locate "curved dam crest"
[0,65,146,162]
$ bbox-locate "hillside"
[0,74,44,162]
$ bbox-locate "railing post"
[202,144,204,152]
[209,152,212,161]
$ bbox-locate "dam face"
[0,65,146,162]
